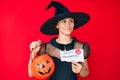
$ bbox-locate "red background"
[0,0,120,80]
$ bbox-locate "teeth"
[38,71,45,75]
[38,68,51,75]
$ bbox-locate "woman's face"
[56,17,74,36]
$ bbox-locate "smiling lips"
[38,68,52,75]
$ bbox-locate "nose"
[66,22,70,27]
[42,64,46,68]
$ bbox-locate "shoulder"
[82,42,91,59]
[74,38,91,59]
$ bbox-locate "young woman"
[28,1,90,80]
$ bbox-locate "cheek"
[71,23,74,28]
[58,25,64,30]
[59,24,64,28]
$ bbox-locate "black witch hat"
[40,1,90,35]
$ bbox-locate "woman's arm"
[28,40,41,77]
[28,54,33,77]
[71,59,89,77]
[79,42,90,77]
[80,59,89,77]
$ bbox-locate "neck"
[56,34,72,44]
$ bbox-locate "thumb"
[38,39,41,42]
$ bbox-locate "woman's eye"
[70,19,74,23]
[70,20,73,23]
[62,20,66,23]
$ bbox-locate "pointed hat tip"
[46,1,55,10]
[45,1,63,10]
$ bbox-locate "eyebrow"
[69,18,74,21]
[65,18,74,20]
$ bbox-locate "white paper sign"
[60,49,84,62]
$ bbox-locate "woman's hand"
[29,39,41,59]
[28,39,41,77]
[71,61,82,73]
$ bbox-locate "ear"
[56,26,59,28]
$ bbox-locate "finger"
[38,39,41,42]
[72,61,78,69]
[38,39,41,45]
[72,65,78,73]
[72,61,82,67]
[34,43,40,49]
[31,42,36,48]
[35,40,41,46]
[30,42,36,51]
[71,61,77,65]
[72,63,78,69]
[30,43,33,51]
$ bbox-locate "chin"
[64,32,72,36]
[60,30,73,36]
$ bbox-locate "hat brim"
[40,12,90,35]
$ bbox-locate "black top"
[48,37,78,80]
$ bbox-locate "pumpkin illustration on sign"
[31,54,55,79]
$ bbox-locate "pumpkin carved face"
[31,54,55,79]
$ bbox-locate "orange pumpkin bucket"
[31,54,55,79]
